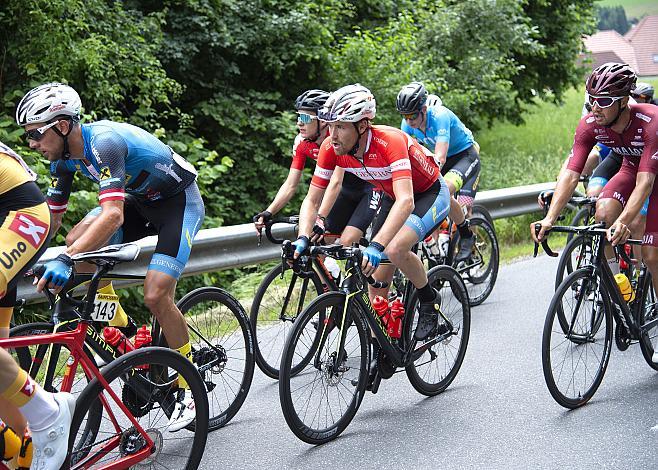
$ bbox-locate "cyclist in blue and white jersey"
[396,81,479,262]
[16,83,204,431]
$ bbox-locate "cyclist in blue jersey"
[16,83,204,431]
[396,81,479,262]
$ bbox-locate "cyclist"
[292,84,451,341]
[396,81,479,263]
[531,63,658,293]
[0,141,75,470]
[16,82,204,431]
[253,89,385,250]
[632,82,655,105]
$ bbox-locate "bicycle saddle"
[71,243,140,264]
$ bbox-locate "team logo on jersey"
[50,178,58,188]
[8,212,48,248]
[100,166,112,180]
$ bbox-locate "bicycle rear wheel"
[158,286,254,430]
[454,216,499,306]
[279,291,369,445]
[250,263,325,379]
[542,268,613,409]
[404,266,470,396]
[68,347,209,469]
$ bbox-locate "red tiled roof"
[625,15,658,76]
[581,16,658,76]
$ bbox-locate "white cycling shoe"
[31,392,76,470]
[167,389,196,432]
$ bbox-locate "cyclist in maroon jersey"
[531,63,658,296]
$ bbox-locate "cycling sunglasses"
[631,93,649,101]
[586,94,624,109]
[24,120,60,142]
[402,111,421,120]
[297,113,318,124]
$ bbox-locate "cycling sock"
[417,283,435,303]
[1,370,58,431]
[175,342,193,389]
[97,283,128,328]
[0,307,13,338]
[607,257,620,275]
[0,420,21,461]
[457,221,472,238]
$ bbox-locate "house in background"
[583,14,658,76]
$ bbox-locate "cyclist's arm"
[64,199,124,256]
[298,184,325,237]
[433,141,449,168]
[318,166,344,218]
[544,169,580,224]
[46,162,74,234]
[265,168,302,215]
[370,178,414,248]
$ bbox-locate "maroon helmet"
[586,63,636,97]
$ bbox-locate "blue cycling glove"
[42,254,74,287]
[363,242,385,268]
[293,236,310,255]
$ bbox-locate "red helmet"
[585,63,636,97]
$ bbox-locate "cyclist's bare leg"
[383,226,428,288]
[1,303,26,433]
[369,263,395,299]
[595,197,623,267]
[323,226,363,246]
[143,270,189,349]
[445,180,465,225]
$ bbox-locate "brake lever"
[533,224,558,258]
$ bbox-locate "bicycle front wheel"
[554,233,595,289]
[158,286,254,430]
[542,268,613,409]
[279,291,369,445]
[404,266,470,396]
[68,347,209,469]
[250,263,325,379]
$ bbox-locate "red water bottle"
[387,298,405,339]
[103,327,135,354]
[619,244,633,270]
[372,295,390,329]
[133,325,152,349]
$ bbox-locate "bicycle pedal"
[366,372,381,394]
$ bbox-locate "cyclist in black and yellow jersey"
[0,141,75,470]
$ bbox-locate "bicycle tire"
[554,233,595,290]
[68,347,209,469]
[542,268,613,409]
[472,204,494,226]
[404,266,470,396]
[278,291,369,445]
[156,286,254,431]
[637,271,658,371]
[566,207,592,244]
[454,216,499,306]
[250,263,325,379]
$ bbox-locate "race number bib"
[92,293,119,322]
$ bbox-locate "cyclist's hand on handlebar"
[36,254,74,294]
[292,235,310,260]
[537,193,545,209]
[531,218,552,242]
[310,215,326,243]
[253,210,272,234]
[607,220,630,246]
[361,242,384,277]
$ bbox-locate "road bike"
[1,244,210,469]
[535,224,658,409]
[278,242,470,444]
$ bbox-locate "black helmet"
[396,82,428,114]
[295,89,330,111]
[632,82,654,101]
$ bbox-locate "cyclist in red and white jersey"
[292,84,452,341]
[532,63,658,296]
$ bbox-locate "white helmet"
[16,83,81,126]
[426,93,442,108]
[318,84,376,123]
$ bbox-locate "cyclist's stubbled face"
[591,97,628,126]
[328,122,359,155]
[24,121,68,162]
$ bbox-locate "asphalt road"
[196,254,658,469]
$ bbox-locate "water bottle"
[324,256,341,281]
[134,325,152,349]
[424,236,441,257]
[372,295,390,329]
[438,219,451,257]
[387,298,405,339]
[614,273,635,303]
[103,327,135,354]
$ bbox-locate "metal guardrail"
[16,181,556,302]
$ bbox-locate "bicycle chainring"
[377,351,396,379]
[614,321,632,351]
